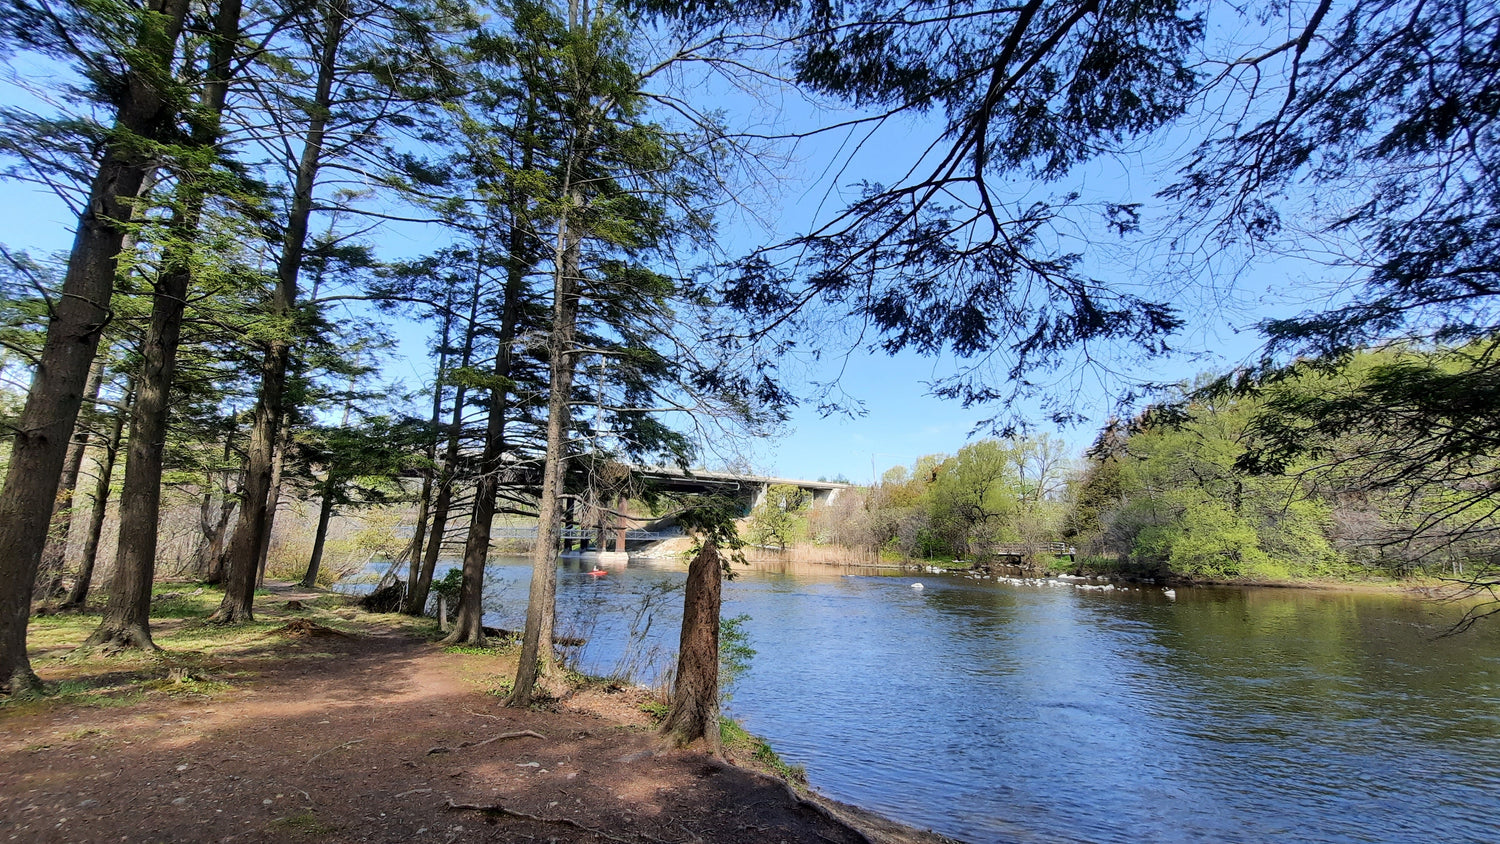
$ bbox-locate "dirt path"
[1,584,959,844]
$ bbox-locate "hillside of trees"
[799,343,1496,584]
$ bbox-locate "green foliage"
[718,613,754,706]
[746,484,809,550]
[431,568,464,602]
[850,437,1071,561]
[1070,345,1495,581]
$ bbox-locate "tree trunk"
[257,424,291,588]
[87,278,189,650]
[60,378,134,611]
[407,277,478,615]
[36,359,105,600]
[0,0,191,692]
[508,212,581,705]
[404,290,455,601]
[196,493,236,582]
[661,540,723,752]
[214,0,345,623]
[441,274,522,643]
[88,0,242,650]
[300,477,337,587]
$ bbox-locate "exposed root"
[445,798,668,843]
[308,738,366,765]
[82,626,162,654]
[1,666,44,697]
[426,729,546,755]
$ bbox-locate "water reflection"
[381,558,1500,843]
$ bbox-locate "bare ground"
[1,582,961,844]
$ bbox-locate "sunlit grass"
[4,580,371,714]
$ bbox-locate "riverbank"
[758,550,1476,600]
[1,582,961,844]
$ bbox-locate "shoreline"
[724,552,1475,598]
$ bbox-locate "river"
[369,555,1500,843]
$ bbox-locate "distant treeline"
[810,343,1497,582]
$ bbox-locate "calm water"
[382,556,1500,843]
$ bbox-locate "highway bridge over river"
[515,468,854,555]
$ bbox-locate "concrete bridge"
[491,525,684,542]
[557,468,853,556]
[634,466,853,510]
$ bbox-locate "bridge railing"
[489,526,684,541]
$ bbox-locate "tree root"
[82,626,162,653]
[308,738,366,765]
[426,729,545,755]
[445,798,668,843]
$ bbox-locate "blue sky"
[0,9,1333,486]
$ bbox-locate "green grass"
[267,811,336,835]
[4,580,363,714]
[443,643,498,655]
[719,716,807,785]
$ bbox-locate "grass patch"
[267,811,337,835]
[148,582,226,617]
[443,643,498,655]
[639,700,669,721]
[719,716,806,786]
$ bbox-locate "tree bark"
[257,424,291,588]
[61,378,134,611]
[214,0,345,623]
[300,477,337,587]
[403,290,454,601]
[407,273,480,615]
[507,211,581,705]
[36,358,105,599]
[0,0,191,692]
[89,0,243,650]
[442,240,530,645]
[661,540,723,752]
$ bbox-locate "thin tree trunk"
[60,378,134,611]
[407,282,476,615]
[257,424,291,588]
[301,477,337,587]
[0,0,191,691]
[196,492,236,581]
[36,358,105,600]
[661,540,723,752]
[508,212,581,704]
[442,251,526,644]
[403,292,455,601]
[200,435,239,584]
[215,0,345,622]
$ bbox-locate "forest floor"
[0,581,961,844]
